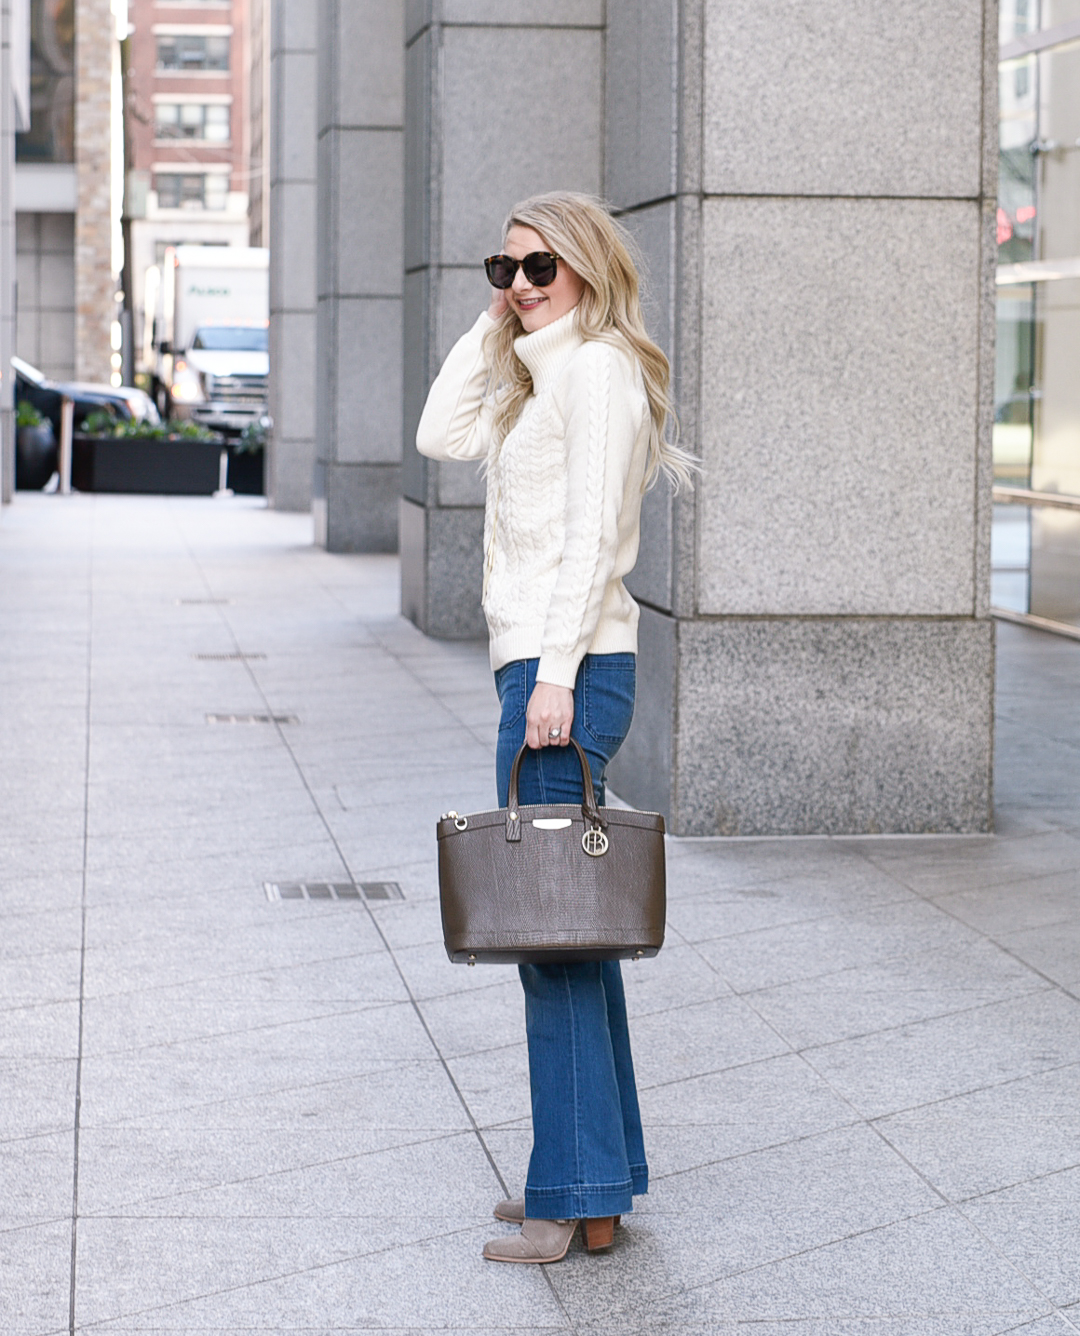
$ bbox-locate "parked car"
[13,355,159,443]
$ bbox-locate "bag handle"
[505,738,606,842]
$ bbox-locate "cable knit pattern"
[415,308,651,688]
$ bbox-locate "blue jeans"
[494,653,648,1220]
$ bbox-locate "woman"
[416,192,694,1264]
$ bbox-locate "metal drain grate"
[357,882,404,900]
[195,653,267,661]
[207,713,298,725]
[264,881,403,903]
[178,598,231,605]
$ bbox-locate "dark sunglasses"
[484,251,561,289]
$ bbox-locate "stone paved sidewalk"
[2,492,1080,1336]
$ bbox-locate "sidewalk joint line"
[68,496,95,1336]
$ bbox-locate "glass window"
[994,30,1080,630]
[994,283,1036,487]
[16,0,75,164]
[997,56,1037,264]
[1041,1,1080,25]
[1001,0,1080,43]
[204,174,228,210]
[192,326,269,352]
[155,34,230,72]
[205,105,229,141]
[154,102,230,141]
[154,172,229,210]
[1033,45,1080,264]
[1000,0,1035,46]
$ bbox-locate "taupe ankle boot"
[483,1215,616,1263]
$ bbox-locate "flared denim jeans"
[494,653,649,1220]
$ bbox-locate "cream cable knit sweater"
[416,307,651,689]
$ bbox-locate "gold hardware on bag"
[467,954,476,966]
[440,810,469,830]
[582,826,609,857]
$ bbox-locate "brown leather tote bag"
[437,739,666,965]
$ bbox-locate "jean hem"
[525,1182,635,1220]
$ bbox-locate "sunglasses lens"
[485,256,516,289]
[522,253,557,286]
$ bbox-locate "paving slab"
[1,495,1079,1335]
[578,1210,1049,1331]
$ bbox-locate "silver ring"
[548,727,562,738]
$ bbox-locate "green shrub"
[16,400,46,428]
[235,415,269,454]
[80,409,120,436]
[79,411,222,443]
[163,418,222,442]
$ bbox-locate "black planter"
[15,422,58,490]
[227,446,265,495]
[72,436,222,495]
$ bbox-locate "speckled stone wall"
[313,0,404,552]
[74,0,114,386]
[605,0,998,834]
[268,0,318,513]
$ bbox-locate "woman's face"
[503,225,585,333]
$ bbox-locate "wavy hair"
[482,192,698,492]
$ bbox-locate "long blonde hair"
[482,192,697,492]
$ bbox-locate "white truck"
[150,246,269,435]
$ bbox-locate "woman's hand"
[526,682,574,749]
[487,287,509,322]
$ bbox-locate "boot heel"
[582,1216,615,1250]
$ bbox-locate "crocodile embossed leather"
[436,739,666,965]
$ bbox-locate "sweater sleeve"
[415,311,496,462]
[536,341,645,689]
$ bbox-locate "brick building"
[123,0,252,370]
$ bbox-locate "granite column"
[313,0,404,551]
[267,0,317,512]
[604,0,998,833]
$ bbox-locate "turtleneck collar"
[514,306,583,392]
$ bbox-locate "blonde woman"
[417,192,693,1264]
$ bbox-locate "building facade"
[123,0,251,371]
